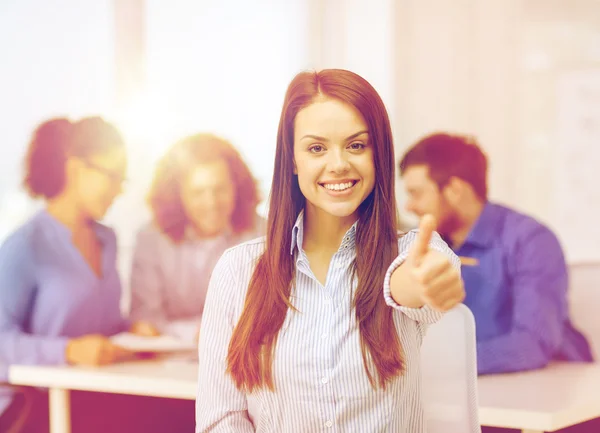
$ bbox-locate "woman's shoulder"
[2,210,52,243]
[0,219,35,253]
[396,229,417,253]
[0,210,51,264]
[219,236,266,272]
[206,237,266,309]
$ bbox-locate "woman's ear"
[293,160,298,175]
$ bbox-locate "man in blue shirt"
[398,132,593,375]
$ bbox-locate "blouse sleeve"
[195,249,255,432]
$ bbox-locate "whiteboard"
[556,69,600,263]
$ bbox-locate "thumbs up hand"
[404,215,465,312]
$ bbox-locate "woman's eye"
[349,142,365,150]
[309,145,324,153]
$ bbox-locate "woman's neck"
[302,206,357,254]
[46,194,89,233]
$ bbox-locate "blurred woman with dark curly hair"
[129,133,265,340]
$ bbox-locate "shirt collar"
[40,209,110,244]
[290,210,358,255]
[463,201,499,248]
[290,211,304,255]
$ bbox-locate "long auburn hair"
[227,69,402,392]
[147,133,260,242]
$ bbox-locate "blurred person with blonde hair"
[130,133,265,341]
[0,117,159,433]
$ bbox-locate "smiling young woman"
[195,69,465,433]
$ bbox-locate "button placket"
[319,271,336,431]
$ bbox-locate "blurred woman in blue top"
[0,117,157,432]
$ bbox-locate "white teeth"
[323,182,354,191]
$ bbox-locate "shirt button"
[334,261,343,269]
[321,333,328,339]
[321,377,329,384]
[324,298,331,305]
[325,420,333,428]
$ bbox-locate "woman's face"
[73,147,127,220]
[293,97,375,223]
[180,158,236,237]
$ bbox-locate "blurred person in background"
[0,117,162,433]
[398,132,593,378]
[129,133,265,342]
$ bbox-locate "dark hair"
[23,116,125,199]
[227,69,403,392]
[399,132,488,200]
[147,133,260,242]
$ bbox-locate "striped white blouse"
[196,212,460,432]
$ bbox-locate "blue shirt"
[0,210,129,414]
[455,202,593,374]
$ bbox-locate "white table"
[10,360,600,433]
[8,359,197,433]
[478,362,600,433]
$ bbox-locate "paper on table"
[111,333,197,353]
[164,319,200,343]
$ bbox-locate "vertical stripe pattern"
[196,212,461,432]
